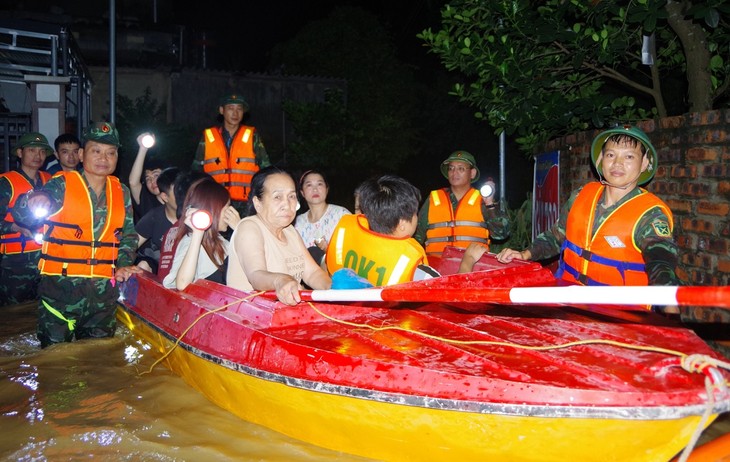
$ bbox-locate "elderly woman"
[227,166,332,305]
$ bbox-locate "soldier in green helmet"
[496,125,679,302]
[12,122,142,346]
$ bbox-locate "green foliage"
[419,0,730,154]
[270,7,419,174]
[113,87,197,182]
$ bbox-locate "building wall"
[88,66,346,165]
[543,111,730,287]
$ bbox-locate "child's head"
[357,174,421,237]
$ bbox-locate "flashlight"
[33,206,49,219]
[34,232,44,244]
[191,210,212,231]
[480,183,494,198]
[141,134,155,148]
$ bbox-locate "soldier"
[496,125,679,290]
[13,122,141,347]
[0,132,52,305]
[414,151,511,257]
[192,93,270,217]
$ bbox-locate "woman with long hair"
[162,178,240,290]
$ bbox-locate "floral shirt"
[294,204,351,247]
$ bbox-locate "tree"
[269,6,419,175]
[418,0,730,152]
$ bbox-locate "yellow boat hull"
[118,307,717,462]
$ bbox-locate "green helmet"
[591,125,657,185]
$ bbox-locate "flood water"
[0,302,371,462]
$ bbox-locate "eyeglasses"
[447,165,471,173]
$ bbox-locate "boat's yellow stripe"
[117,308,717,462]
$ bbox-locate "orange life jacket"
[39,172,126,278]
[326,214,428,286]
[558,182,674,286]
[0,170,51,254]
[202,126,258,201]
[424,188,489,256]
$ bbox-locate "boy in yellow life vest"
[0,132,52,305]
[12,122,142,347]
[326,175,436,287]
[496,125,679,308]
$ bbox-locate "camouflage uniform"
[1,144,51,306]
[13,123,137,348]
[526,185,679,286]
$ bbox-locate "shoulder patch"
[651,220,671,237]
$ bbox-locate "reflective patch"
[651,220,671,237]
[603,236,626,248]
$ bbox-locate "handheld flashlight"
[191,210,212,231]
[141,134,156,149]
[34,232,44,244]
[479,183,494,198]
[33,206,49,219]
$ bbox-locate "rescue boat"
[116,248,730,462]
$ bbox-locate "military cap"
[440,150,480,183]
[16,132,52,153]
[219,93,250,111]
[83,122,121,147]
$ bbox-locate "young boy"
[13,122,141,347]
[325,175,434,286]
[135,167,180,273]
[496,124,679,288]
[0,132,52,305]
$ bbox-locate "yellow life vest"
[326,214,428,286]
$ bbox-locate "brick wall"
[543,111,730,286]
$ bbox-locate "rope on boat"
[304,301,730,461]
[138,291,264,376]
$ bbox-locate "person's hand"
[137,260,153,273]
[480,179,496,205]
[183,207,199,229]
[495,248,530,264]
[222,205,241,229]
[115,265,143,282]
[314,236,328,251]
[464,242,488,262]
[273,274,301,306]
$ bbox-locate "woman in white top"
[294,169,350,263]
[163,178,240,290]
[227,167,331,305]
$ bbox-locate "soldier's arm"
[117,185,139,268]
[481,203,511,241]
[524,189,577,261]
[0,177,13,234]
[413,201,430,246]
[636,207,680,286]
[253,130,270,168]
[11,177,64,228]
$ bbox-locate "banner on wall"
[532,150,560,240]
